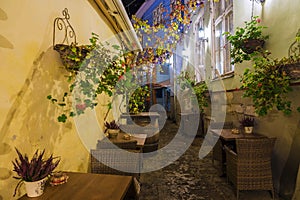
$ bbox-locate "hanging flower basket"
[54,44,92,72]
[241,39,265,54]
[283,62,300,80]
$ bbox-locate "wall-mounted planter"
[284,62,300,80]
[54,43,92,72]
[241,39,265,54]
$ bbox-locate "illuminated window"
[213,0,233,77]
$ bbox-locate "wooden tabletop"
[18,172,133,200]
[211,129,265,141]
[120,112,160,118]
[110,132,147,148]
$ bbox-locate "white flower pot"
[244,126,253,134]
[108,129,120,138]
[24,177,47,197]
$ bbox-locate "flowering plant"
[239,116,255,127]
[224,16,269,64]
[48,33,150,122]
[241,52,293,116]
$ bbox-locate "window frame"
[212,0,234,78]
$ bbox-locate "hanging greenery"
[241,49,300,116]
[224,16,269,64]
[48,33,149,122]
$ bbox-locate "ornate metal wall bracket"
[53,8,93,72]
[53,8,77,48]
[285,29,300,80]
[288,29,300,58]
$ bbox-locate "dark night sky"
[121,0,146,18]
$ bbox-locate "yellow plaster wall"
[0,1,116,199]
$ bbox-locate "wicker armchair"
[90,149,142,200]
[91,149,142,177]
[225,137,276,199]
[97,138,138,150]
[211,122,233,174]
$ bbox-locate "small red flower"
[256,18,261,23]
[118,75,124,81]
[257,83,262,87]
[76,103,86,111]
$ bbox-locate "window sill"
[212,71,234,81]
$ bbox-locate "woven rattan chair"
[97,138,138,150]
[211,122,233,174]
[90,149,142,177]
[90,149,142,200]
[225,137,276,199]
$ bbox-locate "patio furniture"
[211,128,265,176]
[211,122,233,175]
[225,137,276,199]
[97,138,139,150]
[119,112,160,153]
[90,149,142,179]
[18,172,136,200]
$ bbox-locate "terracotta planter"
[241,39,265,54]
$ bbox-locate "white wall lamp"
[198,27,208,42]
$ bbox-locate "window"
[213,0,233,77]
[153,3,164,25]
[195,18,206,82]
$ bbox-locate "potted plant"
[224,16,269,64]
[12,148,60,197]
[104,120,120,138]
[53,43,93,72]
[239,116,255,134]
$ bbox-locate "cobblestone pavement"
[139,119,282,200]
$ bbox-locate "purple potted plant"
[240,116,255,134]
[12,148,60,197]
[104,120,120,138]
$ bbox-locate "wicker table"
[18,172,134,200]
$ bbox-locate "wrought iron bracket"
[288,29,300,58]
[53,8,77,48]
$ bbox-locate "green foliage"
[193,82,209,113]
[241,53,293,116]
[177,71,195,90]
[115,72,149,114]
[177,71,208,113]
[49,33,150,122]
[128,86,149,114]
[224,16,269,64]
